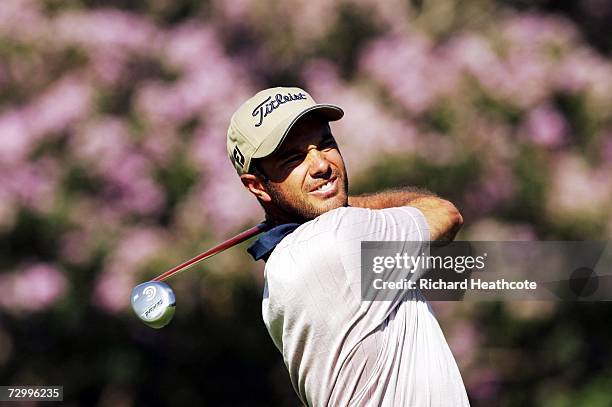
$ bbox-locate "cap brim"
[252,104,344,159]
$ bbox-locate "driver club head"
[131,281,176,329]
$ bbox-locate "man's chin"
[269,188,348,223]
[312,195,348,216]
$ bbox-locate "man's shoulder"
[299,205,428,240]
[264,208,355,270]
[273,205,427,251]
[263,208,363,299]
[280,206,370,245]
[266,205,427,266]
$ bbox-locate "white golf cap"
[227,87,344,175]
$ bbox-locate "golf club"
[131,222,269,328]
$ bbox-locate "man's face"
[256,114,348,222]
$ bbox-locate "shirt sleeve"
[334,206,430,243]
[329,206,431,317]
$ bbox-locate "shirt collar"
[247,222,301,261]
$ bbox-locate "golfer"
[227,87,470,406]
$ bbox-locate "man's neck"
[264,214,303,227]
[263,207,309,227]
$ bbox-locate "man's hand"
[348,189,463,242]
[406,196,463,242]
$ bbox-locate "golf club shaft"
[152,222,269,282]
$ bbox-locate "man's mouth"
[309,177,338,198]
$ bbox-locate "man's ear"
[240,173,272,202]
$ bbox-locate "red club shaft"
[152,222,269,282]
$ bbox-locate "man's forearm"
[348,187,434,209]
[348,188,463,241]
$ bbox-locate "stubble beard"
[265,175,349,224]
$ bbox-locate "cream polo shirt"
[258,206,470,407]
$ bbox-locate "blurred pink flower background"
[1,0,612,403]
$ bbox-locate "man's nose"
[307,150,331,178]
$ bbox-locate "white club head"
[131,281,176,329]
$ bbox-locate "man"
[227,87,470,406]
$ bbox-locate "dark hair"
[250,159,269,182]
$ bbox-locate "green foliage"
[353,154,481,204]
[503,146,548,225]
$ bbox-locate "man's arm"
[348,188,463,242]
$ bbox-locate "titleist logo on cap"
[252,92,307,127]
